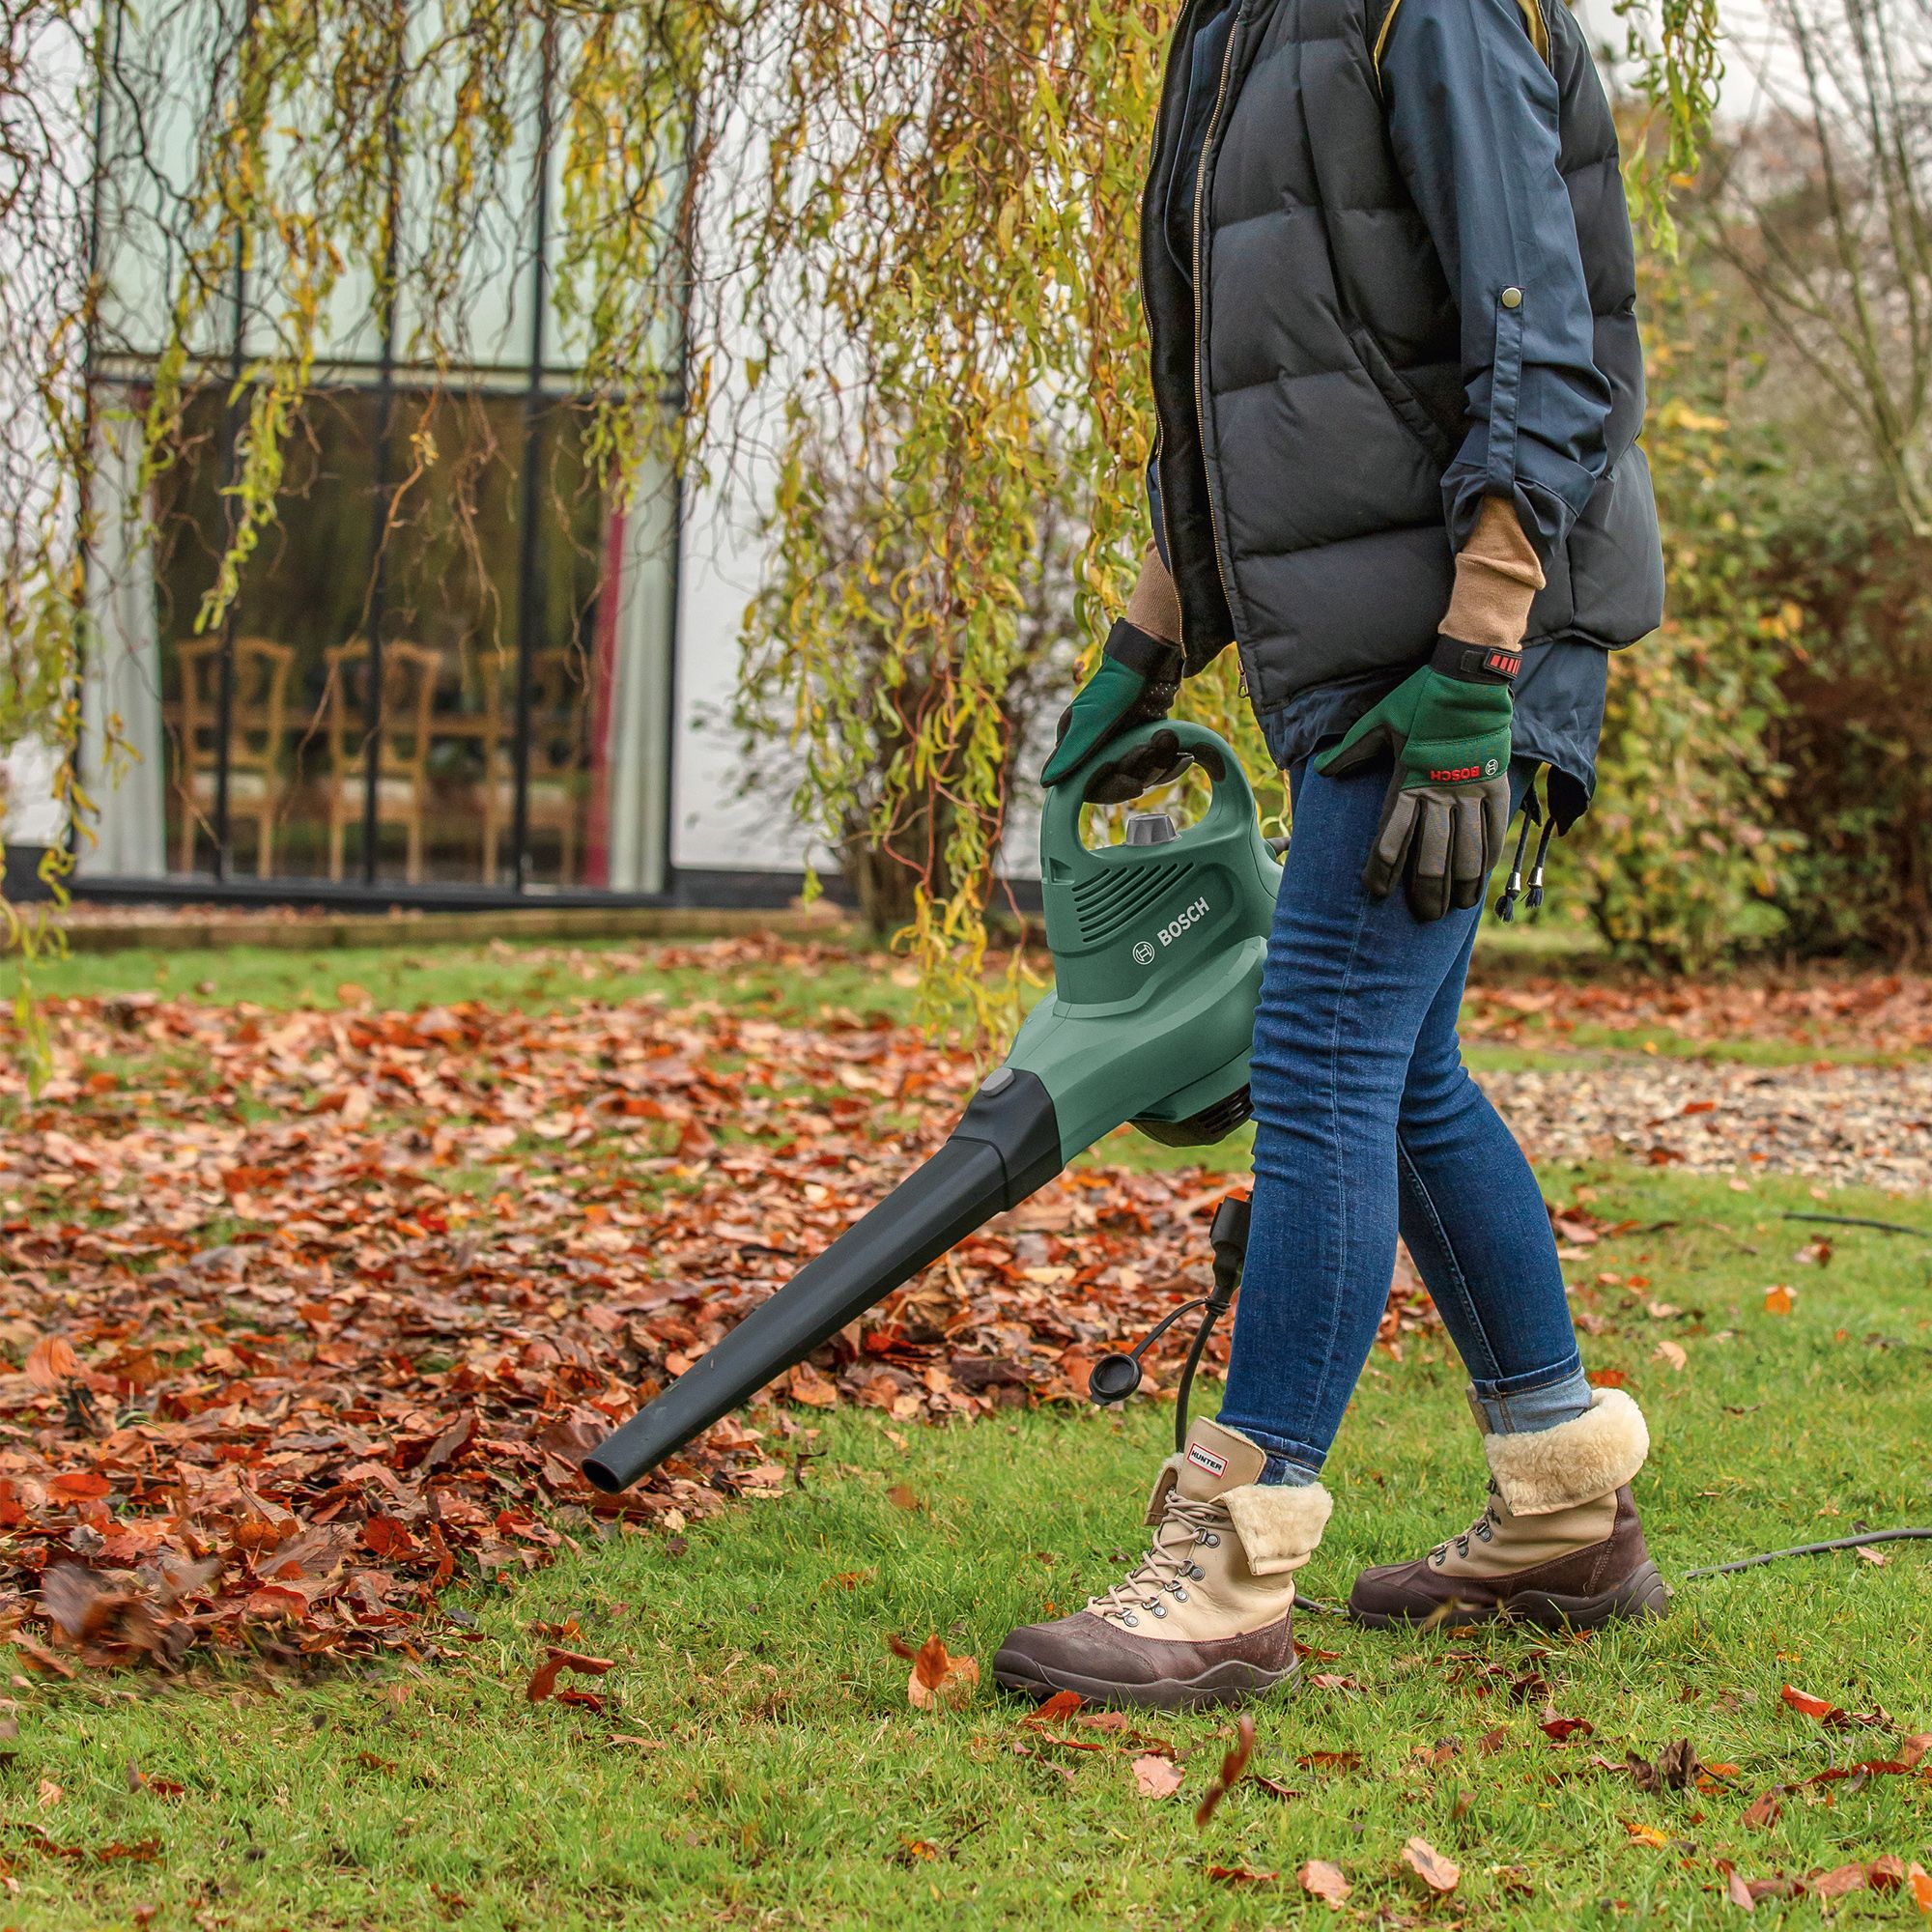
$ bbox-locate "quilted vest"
[1142,0,1665,717]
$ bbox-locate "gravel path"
[1487,1057,1932,1193]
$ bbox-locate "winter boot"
[992,1418,1332,1710]
[1348,1387,1667,1630]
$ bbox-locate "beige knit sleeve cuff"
[1123,545,1184,645]
[1441,497,1546,654]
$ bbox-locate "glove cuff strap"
[1432,635,1520,687]
[1103,617,1185,686]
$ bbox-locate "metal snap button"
[1501,286,1523,309]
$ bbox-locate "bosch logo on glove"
[1132,941,1155,965]
[1153,895,1211,950]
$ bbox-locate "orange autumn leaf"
[1763,1284,1795,1315]
[1026,1690,1084,1726]
[1299,1860,1351,1906]
[526,1648,615,1704]
[1907,1862,1932,1914]
[1812,1864,1866,1901]
[24,1336,81,1390]
[1779,1683,1835,1721]
[1207,1864,1276,1885]
[1193,1713,1256,1828]
[902,1634,978,1711]
[1401,1836,1460,1893]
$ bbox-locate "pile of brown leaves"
[0,951,1437,1670]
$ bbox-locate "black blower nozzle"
[582,1069,1063,1494]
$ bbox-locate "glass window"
[105,381,672,892]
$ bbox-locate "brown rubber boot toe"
[993,1606,1299,1711]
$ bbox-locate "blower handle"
[1038,717,1261,889]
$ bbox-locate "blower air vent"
[1070,859,1188,944]
[1131,1084,1254,1149]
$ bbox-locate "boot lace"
[1088,1495,1224,1627]
[1431,1478,1503,1567]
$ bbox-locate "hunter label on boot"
[1187,1441,1229,1479]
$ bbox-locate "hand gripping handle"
[1037,718,1259,886]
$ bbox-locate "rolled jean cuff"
[1212,1414,1325,1488]
[1466,1361,1591,1436]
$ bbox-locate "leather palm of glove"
[1041,618,1189,804]
[1316,638,1520,923]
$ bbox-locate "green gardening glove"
[1041,619,1186,802]
[1315,638,1520,922]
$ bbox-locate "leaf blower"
[582,719,1282,1494]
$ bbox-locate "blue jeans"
[1216,755,1591,1485]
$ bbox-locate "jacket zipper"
[1190,6,1244,636]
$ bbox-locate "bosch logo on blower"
[1154,895,1210,950]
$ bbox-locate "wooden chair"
[476,648,589,883]
[173,635,296,876]
[323,639,440,883]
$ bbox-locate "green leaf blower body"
[582,721,1282,1492]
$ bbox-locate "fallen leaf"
[1907,1862,1932,1913]
[1812,1864,1866,1900]
[1297,1749,1364,1772]
[24,1335,82,1389]
[1653,1340,1688,1372]
[1539,1706,1594,1742]
[1624,1820,1671,1848]
[1726,1869,1756,1913]
[885,1485,923,1512]
[1741,1788,1783,1830]
[1132,1754,1182,1800]
[1763,1284,1795,1316]
[1401,1836,1460,1893]
[901,1634,979,1711]
[1868,1856,1905,1892]
[525,1648,615,1704]
[1627,1737,1700,1792]
[1207,1864,1276,1885]
[1027,1690,1083,1726]
[1779,1683,1835,1721]
[1193,1714,1256,1828]
[1298,1860,1351,1906]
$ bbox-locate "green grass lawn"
[6,1162,1928,1930]
[22,937,926,1026]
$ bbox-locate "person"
[991,0,1668,1711]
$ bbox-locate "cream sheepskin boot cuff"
[1225,1481,1334,1577]
[1484,1387,1649,1518]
